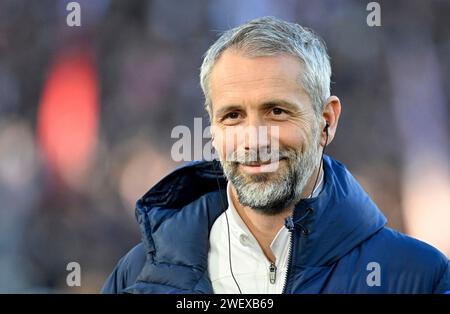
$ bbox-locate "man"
[102,17,449,293]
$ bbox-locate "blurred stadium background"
[0,0,449,292]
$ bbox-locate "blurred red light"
[37,50,99,187]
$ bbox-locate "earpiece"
[323,122,329,147]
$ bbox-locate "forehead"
[209,49,306,105]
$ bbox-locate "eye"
[222,112,241,121]
[270,107,290,118]
[219,111,244,125]
[272,108,285,115]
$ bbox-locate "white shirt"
[207,171,324,294]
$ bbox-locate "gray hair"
[200,16,331,117]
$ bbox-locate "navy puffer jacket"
[102,155,450,293]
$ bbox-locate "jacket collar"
[286,156,387,267]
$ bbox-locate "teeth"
[243,161,272,166]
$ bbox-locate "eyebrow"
[214,99,301,118]
[260,99,301,112]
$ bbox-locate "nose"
[242,115,270,153]
[240,121,280,164]
[243,125,271,154]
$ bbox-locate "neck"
[229,164,323,263]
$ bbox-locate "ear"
[321,96,341,147]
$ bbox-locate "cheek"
[212,127,238,160]
[278,125,306,151]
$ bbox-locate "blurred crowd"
[0,0,449,292]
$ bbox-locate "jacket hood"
[129,155,387,292]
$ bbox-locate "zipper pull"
[285,216,295,231]
[269,263,277,284]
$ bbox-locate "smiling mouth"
[239,157,287,166]
[241,161,272,167]
[238,158,286,173]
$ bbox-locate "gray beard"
[220,127,321,216]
